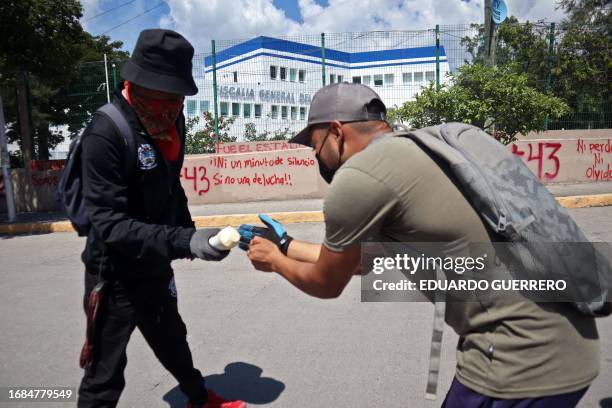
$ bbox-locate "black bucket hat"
[121,29,198,96]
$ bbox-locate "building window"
[200,100,209,113]
[298,69,306,82]
[374,74,383,87]
[362,75,371,86]
[384,74,394,86]
[290,68,297,82]
[402,73,412,84]
[232,103,240,117]
[254,104,262,118]
[329,74,336,84]
[271,105,279,119]
[414,72,423,82]
[243,104,251,118]
[233,71,238,82]
[352,76,361,84]
[281,106,288,120]
[337,75,343,83]
[300,107,306,120]
[220,102,229,117]
[186,100,196,116]
[290,106,297,120]
[425,71,436,82]
[270,66,277,80]
[280,67,287,81]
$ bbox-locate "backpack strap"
[425,267,446,400]
[95,103,137,178]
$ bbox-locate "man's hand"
[189,228,230,261]
[247,236,284,272]
[239,214,293,254]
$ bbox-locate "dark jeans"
[77,272,207,408]
[442,377,588,408]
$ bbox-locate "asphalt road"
[1,207,611,408]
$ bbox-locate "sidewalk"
[1,181,611,226]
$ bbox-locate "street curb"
[1,194,611,235]
[555,193,612,209]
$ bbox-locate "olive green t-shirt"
[323,135,599,398]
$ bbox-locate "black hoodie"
[81,85,195,283]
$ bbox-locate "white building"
[185,36,450,139]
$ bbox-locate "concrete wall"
[0,169,62,213]
[1,129,610,213]
[511,129,611,183]
[182,147,328,205]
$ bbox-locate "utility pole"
[16,71,32,183]
[103,54,111,103]
[483,0,498,66]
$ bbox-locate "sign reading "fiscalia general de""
[217,85,312,105]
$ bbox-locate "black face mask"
[315,153,337,184]
[315,129,341,184]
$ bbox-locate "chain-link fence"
[3,22,610,159]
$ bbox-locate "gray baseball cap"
[290,82,387,146]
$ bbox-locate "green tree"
[460,2,611,129]
[553,0,611,128]
[0,1,84,82]
[1,2,130,161]
[389,64,569,144]
[244,122,268,142]
[269,127,293,141]
[61,34,130,138]
[185,112,237,154]
[0,0,85,161]
[461,17,550,82]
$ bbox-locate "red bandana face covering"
[124,80,184,142]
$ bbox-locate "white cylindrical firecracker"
[208,226,240,251]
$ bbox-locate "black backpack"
[56,103,136,236]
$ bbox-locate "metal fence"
[3,22,610,159]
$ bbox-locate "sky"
[80,0,568,54]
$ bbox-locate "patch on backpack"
[138,144,157,170]
[168,277,177,298]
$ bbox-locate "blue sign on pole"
[492,0,508,24]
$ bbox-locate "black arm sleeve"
[81,122,195,262]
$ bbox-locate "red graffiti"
[210,172,293,187]
[287,157,316,167]
[180,166,210,196]
[576,138,612,181]
[215,141,304,154]
[208,155,313,171]
[511,142,562,180]
[31,160,66,172]
[585,164,612,181]
[31,174,59,187]
[182,151,317,195]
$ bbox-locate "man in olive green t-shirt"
[240,83,599,407]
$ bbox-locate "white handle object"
[208,226,240,251]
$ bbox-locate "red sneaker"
[186,390,246,408]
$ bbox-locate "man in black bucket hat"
[77,29,245,408]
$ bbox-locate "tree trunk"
[36,124,50,161]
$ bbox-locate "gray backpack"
[393,123,611,399]
[395,122,611,316]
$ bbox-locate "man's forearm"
[286,240,322,263]
[274,255,341,299]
